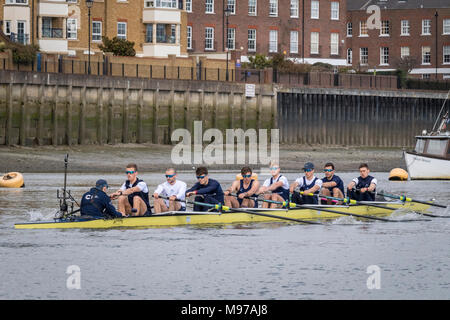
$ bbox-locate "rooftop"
[347,0,450,11]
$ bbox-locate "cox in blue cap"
[95,179,109,190]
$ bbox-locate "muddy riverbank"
[0,143,406,173]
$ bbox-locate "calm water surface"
[0,171,449,299]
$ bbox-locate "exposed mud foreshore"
[0,143,407,174]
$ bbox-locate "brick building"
[346,0,450,79]
[186,0,347,66]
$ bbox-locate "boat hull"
[404,151,450,180]
[14,202,431,229]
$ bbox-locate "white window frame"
[422,19,431,35]
[117,22,127,40]
[443,46,450,64]
[227,0,236,14]
[331,2,339,20]
[330,33,339,55]
[360,47,368,65]
[311,0,319,19]
[4,21,11,35]
[186,0,192,12]
[269,30,278,53]
[290,0,299,18]
[248,0,257,16]
[422,46,431,65]
[290,30,298,54]
[205,0,214,14]
[154,0,177,8]
[401,20,410,36]
[187,26,192,49]
[444,19,450,35]
[92,21,102,41]
[5,0,28,4]
[67,18,77,40]
[380,47,389,66]
[310,32,319,54]
[248,29,256,52]
[347,48,352,65]
[380,20,389,36]
[227,27,235,50]
[359,21,368,36]
[347,22,352,37]
[205,27,214,50]
[400,47,410,59]
[269,0,278,17]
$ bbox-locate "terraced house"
[1,0,188,57]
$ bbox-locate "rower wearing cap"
[186,167,224,212]
[153,168,187,213]
[290,162,322,205]
[224,167,260,208]
[80,179,124,219]
[258,161,290,208]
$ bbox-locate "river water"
[0,171,449,300]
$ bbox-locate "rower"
[80,179,124,219]
[320,162,345,205]
[347,163,377,201]
[153,168,187,213]
[110,163,152,216]
[258,161,289,208]
[185,167,224,212]
[224,167,260,208]
[290,162,322,205]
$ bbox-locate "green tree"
[7,43,39,65]
[98,36,136,56]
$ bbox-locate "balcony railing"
[42,28,63,39]
[9,33,29,45]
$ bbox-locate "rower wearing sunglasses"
[320,162,345,205]
[224,167,260,208]
[290,162,322,205]
[258,161,290,208]
[110,163,151,216]
[153,168,187,213]
[185,167,224,212]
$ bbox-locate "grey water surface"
[0,171,449,299]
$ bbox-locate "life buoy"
[236,173,258,181]
[0,172,25,188]
[388,168,408,181]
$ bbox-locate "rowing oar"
[377,191,448,209]
[260,198,428,223]
[156,195,321,225]
[314,193,399,211]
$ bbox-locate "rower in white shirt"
[153,168,187,213]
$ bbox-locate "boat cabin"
[413,134,450,160]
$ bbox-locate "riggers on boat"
[14,201,431,230]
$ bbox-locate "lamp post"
[435,11,438,80]
[225,8,231,81]
[86,0,93,75]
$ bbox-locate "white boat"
[403,92,450,180]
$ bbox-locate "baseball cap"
[302,162,315,170]
[95,179,109,189]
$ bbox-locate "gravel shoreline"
[0,143,407,174]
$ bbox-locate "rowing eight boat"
[14,201,431,229]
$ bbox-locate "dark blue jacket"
[80,188,123,218]
[186,178,224,204]
[322,175,345,195]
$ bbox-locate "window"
[310,32,319,54]
[330,33,339,55]
[4,21,11,35]
[444,19,450,35]
[422,74,431,79]
[186,0,192,12]
[154,0,177,8]
[92,21,102,41]
[444,46,450,64]
[117,22,127,40]
[331,2,339,20]
[290,0,298,18]
[427,139,447,156]
[146,24,153,43]
[400,47,410,58]
[205,0,214,13]
[67,19,77,40]
[360,21,368,36]
[422,19,431,35]
[187,26,192,49]
[347,48,352,64]
[227,0,235,14]
[227,28,235,50]
[414,139,426,153]
[311,0,319,19]
[269,30,277,53]
[248,29,256,52]
[380,47,389,65]
[248,0,257,16]
[401,20,409,35]
[347,22,352,37]
[360,47,368,65]
[269,0,278,17]
[380,21,389,36]
[5,0,28,4]
[422,46,431,64]
[290,31,298,54]
[205,27,214,50]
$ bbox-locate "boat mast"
[432,89,450,133]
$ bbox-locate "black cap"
[95,179,109,189]
[303,162,315,170]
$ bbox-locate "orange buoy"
[388,168,408,181]
[0,172,25,188]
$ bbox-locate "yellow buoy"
[0,172,25,188]
[236,173,258,181]
[389,168,408,181]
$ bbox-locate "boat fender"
[388,168,408,181]
[0,172,25,188]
